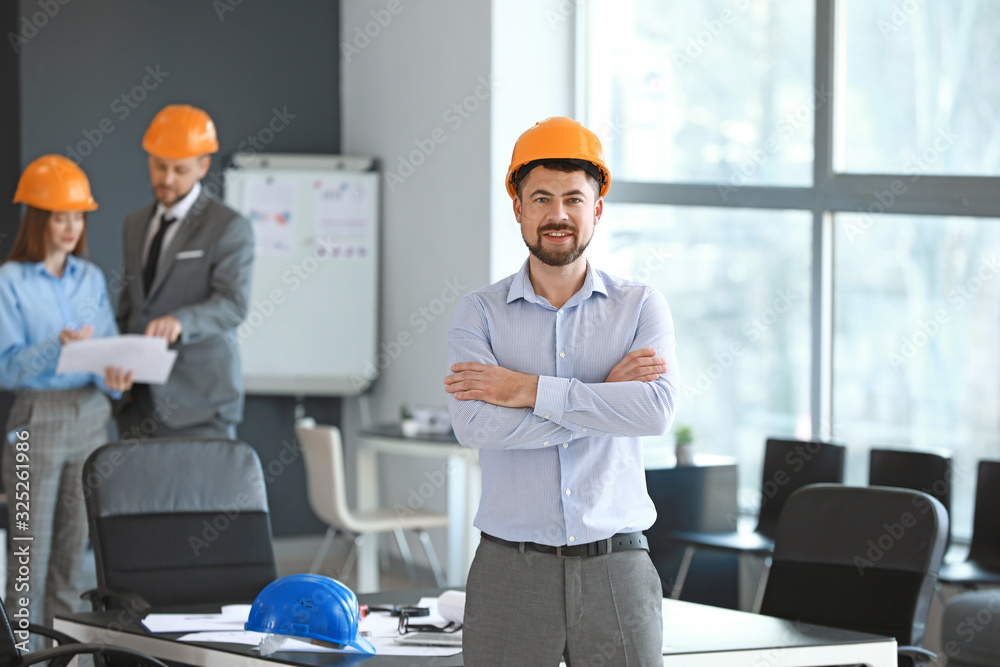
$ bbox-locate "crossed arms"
[444,291,679,450]
[445,347,667,407]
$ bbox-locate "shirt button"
[543,440,549,446]
[562,443,568,449]
[559,351,566,358]
[582,428,587,432]
[558,309,564,314]
[568,536,576,542]
[544,414,550,419]
[565,489,572,496]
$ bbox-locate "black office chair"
[759,484,948,667]
[81,438,277,611]
[869,447,952,548]
[0,596,167,667]
[868,447,952,513]
[938,460,1000,586]
[940,589,1000,666]
[665,437,846,609]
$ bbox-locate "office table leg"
[445,453,465,587]
[355,445,379,593]
[465,454,481,575]
[670,546,696,600]
[441,448,480,586]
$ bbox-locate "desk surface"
[55,589,896,667]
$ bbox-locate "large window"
[837,1,1000,176]
[586,1,815,185]
[834,214,1000,526]
[590,206,811,495]
[580,0,1000,532]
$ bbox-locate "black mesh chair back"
[967,460,1000,567]
[0,599,20,667]
[754,438,846,539]
[868,448,952,514]
[938,460,1000,585]
[869,447,952,550]
[760,484,948,667]
[83,439,277,608]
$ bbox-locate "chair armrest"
[20,643,169,667]
[27,622,78,646]
[898,645,937,663]
[81,587,152,613]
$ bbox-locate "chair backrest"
[755,438,846,538]
[295,419,353,530]
[967,460,1000,567]
[83,439,277,607]
[869,447,952,516]
[0,596,22,667]
[760,484,948,651]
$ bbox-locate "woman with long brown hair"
[0,155,133,639]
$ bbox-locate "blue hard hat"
[246,574,376,655]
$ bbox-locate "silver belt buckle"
[555,545,580,558]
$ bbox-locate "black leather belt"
[481,531,648,558]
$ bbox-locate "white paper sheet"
[161,598,462,657]
[56,335,177,384]
[142,605,251,633]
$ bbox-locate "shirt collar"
[506,259,608,306]
[63,254,82,276]
[32,253,82,279]
[156,180,202,223]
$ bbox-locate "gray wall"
[0,1,19,239]
[0,1,21,425]
[8,0,342,536]
[340,0,493,559]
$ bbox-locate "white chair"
[295,418,449,586]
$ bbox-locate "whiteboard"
[224,153,379,395]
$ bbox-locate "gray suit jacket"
[116,191,254,429]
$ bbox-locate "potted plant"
[674,424,695,466]
[400,405,419,437]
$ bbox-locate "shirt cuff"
[534,376,569,425]
[94,375,122,400]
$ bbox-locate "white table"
[55,594,897,666]
[355,425,480,592]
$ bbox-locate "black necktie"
[143,215,177,293]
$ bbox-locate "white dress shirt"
[447,260,680,546]
[143,181,203,270]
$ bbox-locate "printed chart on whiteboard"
[313,179,373,260]
[224,154,379,396]
[242,174,298,257]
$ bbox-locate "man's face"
[148,154,210,207]
[514,166,602,267]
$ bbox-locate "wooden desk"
[54,590,897,666]
[356,425,480,592]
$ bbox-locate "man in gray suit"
[116,104,254,439]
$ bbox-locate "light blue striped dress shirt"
[448,260,679,546]
[0,256,119,393]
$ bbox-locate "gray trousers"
[3,386,111,645]
[463,537,664,667]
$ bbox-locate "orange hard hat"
[14,155,98,211]
[506,116,611,199]
[143,104,219,159]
